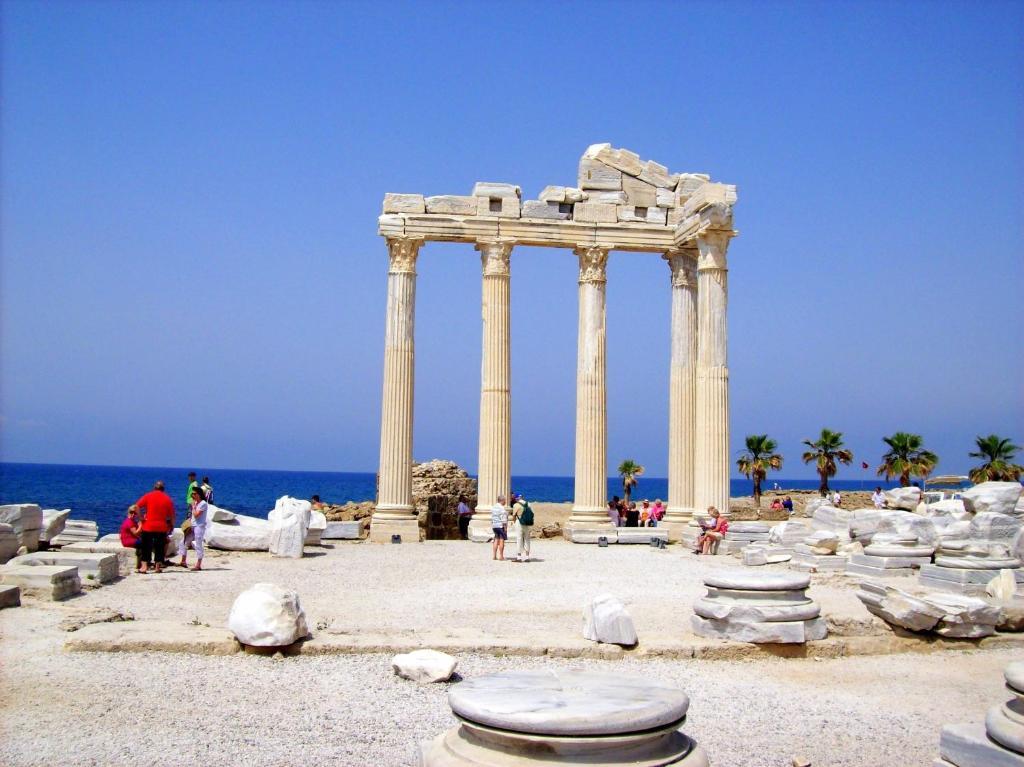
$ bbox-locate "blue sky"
[1,0,1021,479]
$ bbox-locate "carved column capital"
[664,247,698,288]
[385,236,423,274]
[475,239,514,277]
[574,245,609,284]
[696,230,732,272]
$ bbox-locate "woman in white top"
[180,486,209,571]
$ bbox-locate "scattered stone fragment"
[382,193,426,214]
[268,496,311,558]
[50,519,98,546]
[583,593,637,646]
[39,509,70,544]
[963,481,1023,517]
[0,523,19,564]
[59,608,134,632]
[520,200,571,220]
[391,648,458,683]
[8,550,119,585]
[0,504,43,551]
[0,584,20,609]
[883,486,921,511]
[856,580,1000,637]
[227,583,309,647]
[0,563,81,600]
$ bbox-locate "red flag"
[861,462,869,469]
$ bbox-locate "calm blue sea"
[0,462,878,536]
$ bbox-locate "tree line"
[735,431,1023,506]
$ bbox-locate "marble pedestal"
[691,570,826,644]
[790,548,849,572]
[420,670,708,767]
[0,564,81,600]
[919,563,1024,596]
[936,661,1024,766]
[8,551,119,585]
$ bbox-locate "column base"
[468,513,498,543]
[660,510,696,544]
[567,507,612,527]
[368,517,421,544]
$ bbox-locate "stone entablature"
[371,144,738,542]
[379,143,736,253]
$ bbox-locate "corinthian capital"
[574,245,609,284]
[664,247,698,288]
[475,239,514,277]
[385,236,423,274]
[696,230,732,272]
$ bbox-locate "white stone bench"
[61,542,137,576]
[8,551,119,585]
[616,528,668,544]
[568,528,618,544]
[0,564,81,600]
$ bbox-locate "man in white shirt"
[871,487,885,509]
[490,494,508,561]
[832,490,842,507]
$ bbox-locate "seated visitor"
[694,506,728,555]
[311,494,326,511]
[640,500,651,526]
[119,506,143,573]
[782,496,794,515]
[650,499,665,527]
[625,502,640,527]
[607,499,621,527]
[770,498,783,512]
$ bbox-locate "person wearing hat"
[510,493,535,562]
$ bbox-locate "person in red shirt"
[119,507,143,572]
[694,506,729,555]
[131,480,175,574]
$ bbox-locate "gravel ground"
[0,540,1014,766]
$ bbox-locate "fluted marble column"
[471,239,513,536]
[663,248,698,539]
[693,230,732,516]
[569,245,610,528]
[371,236,423,542]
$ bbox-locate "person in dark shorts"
[132,480,175,573]
[490,494,508,561]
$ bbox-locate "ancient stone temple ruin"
[371,144,737,543]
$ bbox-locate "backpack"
[519,501,534,526]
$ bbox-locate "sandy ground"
[0,540,1014,766]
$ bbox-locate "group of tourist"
[606,497,666,527]
[487,493,536,563]
[120,471,213,574]
[768,496,795,515]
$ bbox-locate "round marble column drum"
[985,662,1024,755]
[420,670,709,767]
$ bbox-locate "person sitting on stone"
[625,502,640,527]
[694,507,728,555]
[650,499,665,527]
[607,498,621,527]
[770,497,784,512]
[311,495,325,511]
[871,487,885,509]
[640,500,651,527]
[782,496,794,515]
[119,506,143,573]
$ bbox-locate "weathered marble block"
[577,157,623,190]
[476,195,520,218]
[616,528,668,544]
[9,551,119,585]
[392,648,457,683]
[568,527,617,544]
[621,175,658,207]
[205,514,271,551]
[39,509,70,543]
[0,504,43,551]
[616,205,667,225]
[471,182,521,199]
[963,482,1023,517]
[321,521,362,540]
[884,486,922,510]
[382,193,425,214]
[425,195,478,215]
[583,594,637,645]
[638,159,677,189]
[656,187,677,208]
[61,542,136,577]
[572,202,618,223]
[520,200,571,220]
[583,143,645,176]
[582,190,627,205]
[0,564,81,600]
[50,519,98,546]
[538,185,584,203]
[227,583,309,647]
[675,173,709,200]
[857,580,1000,637]
[304,511,327,546]
[0,523,20,564]
[0,584,21,609]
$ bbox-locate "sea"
[0,462,880,537]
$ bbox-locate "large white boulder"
[767,520,809,546]
[582,593,637,646]
[0,523,20,564]
[876,510,938,546]
[805,498,831,518]
[963,482,1023,517]
[205,514,271,551]
[883,487,921,511]
[391,649,458,683]
[39,509,70,544]
[268,496,311,558]
[227,583,309,647]
[207,504,237,523]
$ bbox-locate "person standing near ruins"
[490,494,508,561]
[132,480,175,574]
[201,475,214,503]
[607,498,621,527]
[185,472,199,510]
[179,485,208,570]
[457,494,473,540]
[510,493,534,562]
[872,487,885,509]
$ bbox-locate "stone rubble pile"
[936,661,1024,766]
[962,481,1024,517]
[846,510,937,578]
[383,143,734,233]
[0,504,43,552]
[691,570,827,644]
[790,505,859,572]
[413,459,477,540]
[50,519,98,546]
[227,583,309,648]
[582,594,637,646]
[856,580,1001,637]
[920,511,1024,595]
[741,520,809,565]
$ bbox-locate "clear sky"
[1,0,1021,480]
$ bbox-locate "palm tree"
[969,435,1024,482]
[617,459,645,506]
[736,435,784,508]
[877,432,939,487]
[802,428,854,496]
